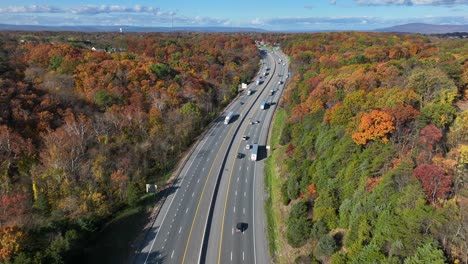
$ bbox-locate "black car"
[236,222,246,232]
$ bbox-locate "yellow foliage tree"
[0,226,23,261]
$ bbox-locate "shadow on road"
[134,248,166,264]
[256,145,268,161]
[213,116,225,124]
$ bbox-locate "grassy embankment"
[265,108,315,263]
[264,108,284,261]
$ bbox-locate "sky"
[0,0,466,31]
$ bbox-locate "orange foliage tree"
[352,110,395,145]
[0,226,23,261]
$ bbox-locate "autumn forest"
[265,32,467,263]
[0,32,259,263]
[0,31,467,264]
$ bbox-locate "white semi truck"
[251,144,258,161]
[224,111,234,125]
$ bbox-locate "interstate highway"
[205,49,287,264]
[135,48,288,264]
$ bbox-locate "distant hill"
[0,24,267,33]
[377,23,468,34]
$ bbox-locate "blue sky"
[0,0,466,30]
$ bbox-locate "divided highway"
[135,47,288,264]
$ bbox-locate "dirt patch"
[455,99,468,111]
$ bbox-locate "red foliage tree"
[413,164,452,204]
[383,104,419,128]
[419,124,442,151]
[0,193,28,226]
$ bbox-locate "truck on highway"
[224,111,234,125]
[251,144,258,161]
[260,101,267,110]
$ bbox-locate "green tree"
[407,68,457,109]
[417,102,456,128]
[150,63,174,79]
[126,183,140,207]
[404,240,446,264]
[49,55,63,71]
[287,176,300,200]
[286,201,312,247]
[314,234,338,258]
[94,89,114,107]
[310,219,330,241]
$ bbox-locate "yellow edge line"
[181,123,233,264]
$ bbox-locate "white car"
[246,144,251,150]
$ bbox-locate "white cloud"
[0,5,61,13]
[355,0,468,5]
[0,5,160,14]
[247,15,468,30]
[251,18,265,25]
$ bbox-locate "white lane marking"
[162,246,164,250]
[243,251,245,261]
[179,227,182,234]
[231,251,233,262]
[247,166,249,171]
[237,177,239,182]
[233,206,236,213]
[186,208,189,214]
[171,250,175,259]
[170,225,172,228]
[245,178,247,183]
[239,166,242,171]
[244,192,246,197]
[235,190,237,196]
[192,192,195,197]
[243,208,245,215]
[197,178,200,183]
[202,167,205,172]
[232,227,234,235]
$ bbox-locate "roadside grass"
[264,157,277,257]
[264,108,286,261]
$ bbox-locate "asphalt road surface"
[134,47,288,264]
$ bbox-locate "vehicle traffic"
[251,143,258,161]
[224,111,234,125]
